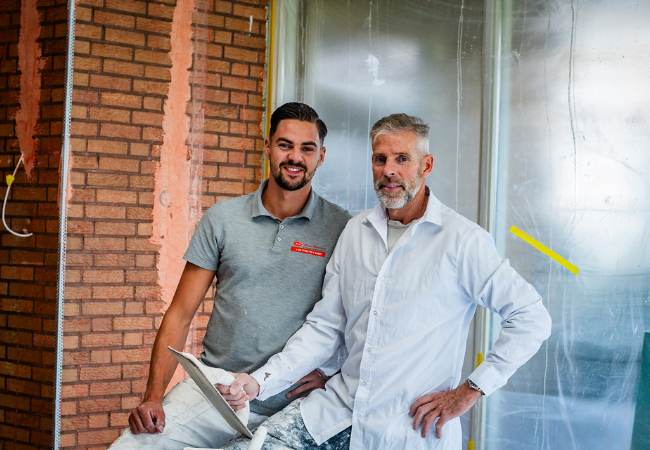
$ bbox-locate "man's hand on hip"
[128,401,165,434]
[409,381,482,439]
[286,368,329,399]
[216,373,260,410]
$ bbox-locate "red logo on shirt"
[291,242,326,257]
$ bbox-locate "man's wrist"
[466,379,484,396]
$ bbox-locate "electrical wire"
[2,156,33,238]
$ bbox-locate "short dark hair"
[269,102,328,146]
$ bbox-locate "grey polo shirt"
[183,180,351,415]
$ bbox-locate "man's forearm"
[141,263,216,403]
[142,311,192,403]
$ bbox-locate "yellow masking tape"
[468,440,475,450]
[6,174,14,187]
[509,225,579,275]
[475,352,484,368]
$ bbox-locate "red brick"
[113,316,152,330]
[61,383,89,399]
[147,2,174,19]
[108,0,147,14]
[93,285,134,299]
[224,46,259,63]
[134,48,171,65]
[89,380,131,396]
[81,332,122,347]
[103,59,144,77]
[88,139,129,155]
[136,17,172,34]
[122,363,148,378]
[105,28,146,47]
[0,266,33,280]
[84,237,126,251]
[98,156,140,172]
[82,301,124,316]
[146,34,171,51]
[82,269,124,283]
[91,42,133,61]
[70,120,99,136]
[95,221,136,235]
[85,205,126,219]
[133,79,168,96]
[101,123,141,140]
[112,348,151,363]
[78,428,121,445]
[132,110,164,126]
[72,89,99,104]
[87,172,129,187]
[93,10,136,29]
[232,3,266,20]
[96,189,138,204]
[80,365,121,381]
[101,92,142,108]
[78,397,121,414]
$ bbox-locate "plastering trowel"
[168,347,268,450]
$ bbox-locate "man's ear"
[263,138,270,160]
[317,146,326,168]
[422,154,434,178]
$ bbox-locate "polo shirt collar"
[367,185,442,227]
[251,179,317,221]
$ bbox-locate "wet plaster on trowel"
[14,0,44,178]
[150,0,197,390]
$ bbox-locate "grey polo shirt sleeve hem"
[182,253,218,272]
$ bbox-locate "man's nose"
[287,147,303,162]
[383,160,397,177]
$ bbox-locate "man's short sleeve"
[183,206,222,271]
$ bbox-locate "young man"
[220,113,552,450]
[109,103,351,450]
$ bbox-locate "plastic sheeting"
[272,1,650,449]
[486,0,650,448]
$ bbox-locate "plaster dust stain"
[150,0,196,389]
[14,0,44,178]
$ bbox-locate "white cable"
[2,156,33,238]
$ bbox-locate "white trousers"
[109,377,268,450]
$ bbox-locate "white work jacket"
[252,191,552,449]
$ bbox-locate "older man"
[221,113,552,450]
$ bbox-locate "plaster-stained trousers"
[109,377,268,450]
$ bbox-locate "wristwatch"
[467,378,484,395]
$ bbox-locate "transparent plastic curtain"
[485,0,650,449]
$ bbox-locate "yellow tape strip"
[468,439,475,450]
[6,174,14,187]
[475,352,484,368]
[509,225,579,275]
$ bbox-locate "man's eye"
[279,143,290,149]
[303,147,315,152]
[374,157,385,164]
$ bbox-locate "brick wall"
[61,0,266,448]
[0,0,67,448]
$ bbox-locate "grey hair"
[369,113,430,157]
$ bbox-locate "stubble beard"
[374,175,423,209]
[271,161,316,191]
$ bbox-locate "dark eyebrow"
[276,137,318,148]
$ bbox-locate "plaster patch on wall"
[150,0,196,389]
[15,0,44,178]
